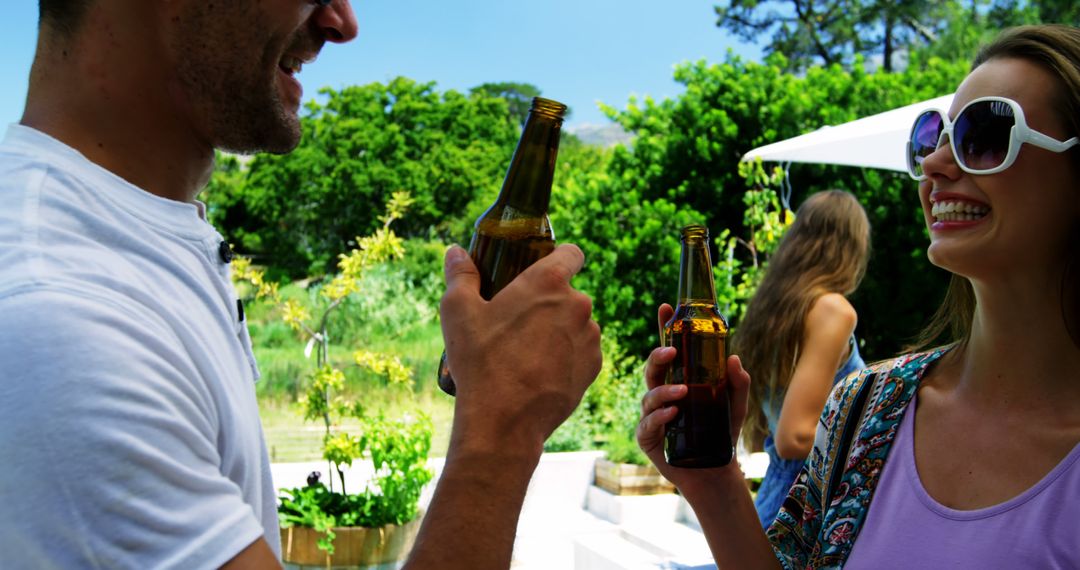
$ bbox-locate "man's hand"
[404,244,602,570]
[439,243,603,456]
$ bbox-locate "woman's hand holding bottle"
[637,303,753,495]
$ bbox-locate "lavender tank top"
[846,395,1080,568]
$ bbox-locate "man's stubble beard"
[172,5,303,155]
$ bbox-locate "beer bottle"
[437,97,568,396]
[662,225,733,467]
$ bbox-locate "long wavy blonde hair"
[736,190,871,452]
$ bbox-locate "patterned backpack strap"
[813,350,947,567]
[767,350,948,570]
[823,367,874,507]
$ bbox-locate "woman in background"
[735,190,871,528]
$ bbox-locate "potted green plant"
[234,193,434,568]
[594,429,675,496]
[277,411,432,568]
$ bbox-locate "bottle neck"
[677,236,718,304]
[493,111,562,215]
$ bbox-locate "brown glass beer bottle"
[662,225,733,467]
[437,97,568,396]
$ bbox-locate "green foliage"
[582,52,966,359]
[714,1,1078,72]
[544,334,651,464]
[544,402,596,453]
[551,138,705,360]
[469,81,544,126]
[327,262,440,346]
[395,237,450,311]
[715,159,793,326]
[279,414,433,531]
[715,0,936,71]
[205,78,518,278]
[233,197,433,557]
[602,429,649,466]
[278,482,339,552]
[912,1,1080,63]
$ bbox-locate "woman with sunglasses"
[637,24,1080,569]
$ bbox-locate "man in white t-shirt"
[0,2,602,569]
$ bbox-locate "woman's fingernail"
[445,245,466,265]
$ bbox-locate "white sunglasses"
[907,96,1079,181]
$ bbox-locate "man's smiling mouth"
[279,55,304,76]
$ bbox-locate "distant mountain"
[565,122,634,148]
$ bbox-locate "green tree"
[991,0,1080,25]
[715,0,948,71]
[470,81,540,125]
[469,81,574,125]
[914,0,1080,64]
[204,77,518,279]
[717,0,1077,72]
[551,135,705,359]
[572,52,967,359]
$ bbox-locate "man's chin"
[216,116,302,155]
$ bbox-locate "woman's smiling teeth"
[931,200,990,222]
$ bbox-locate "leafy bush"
[544,404,595,453]
[278,413,433,551]
[603,428,649,466]
[714,159,793,326]
[326,263,439,345]
[546,53,967,362]
[234,195,435,557]
[205,78,519,279]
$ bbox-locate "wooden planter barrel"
[594,457,675,496]
[280,516,421,569]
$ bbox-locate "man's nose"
[313,0,358,43]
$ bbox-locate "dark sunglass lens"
[910,111,942,176]
[956,100,1013,171]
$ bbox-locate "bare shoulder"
[806,292,857,331]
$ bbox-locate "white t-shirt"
[0,124,280,568]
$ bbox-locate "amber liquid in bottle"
[437,97,567,396]
[663,225,732,468]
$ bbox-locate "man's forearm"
[403,446,541,570]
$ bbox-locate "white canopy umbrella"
[741,93,955,172]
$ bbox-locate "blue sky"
[1,1,761,130]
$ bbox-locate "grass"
[247,289,456,462]
[259,390,455,462]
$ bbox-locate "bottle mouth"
[680,224,709,241]
[531,97,568,119]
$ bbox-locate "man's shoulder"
[0,285,177,351]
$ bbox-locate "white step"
[573,531,665,570]
[620,521,715,568]
[513,500,618,569]
[585,485,682,526]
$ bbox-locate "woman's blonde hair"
[737,190,870,451]
[908,25,1080,353]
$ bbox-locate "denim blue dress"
[753,336,864,529]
